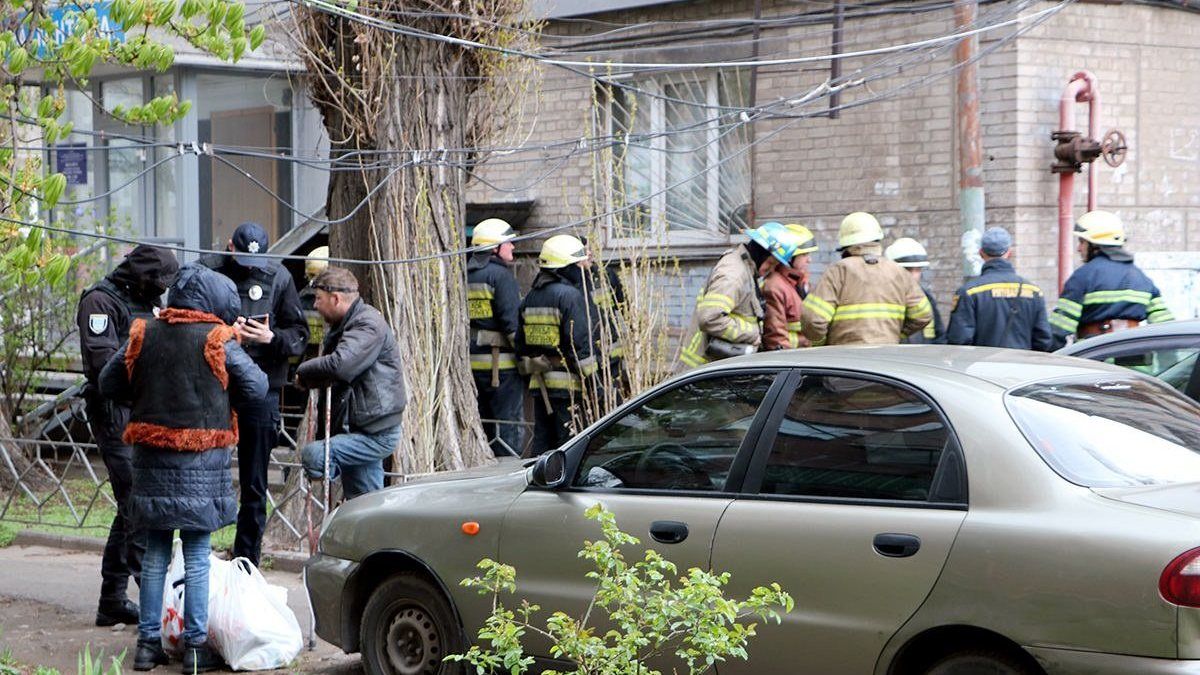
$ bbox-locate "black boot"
[95,598,140,626]
[133,639,170,671]
[180,643,224,673]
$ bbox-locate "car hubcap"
[384,605,441,675]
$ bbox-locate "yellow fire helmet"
[885,237,929,268]
[1074,210,1126,247]
[539,234,588,269]
[304,245,329,279]
[472,218,517,248]
[838,212,884,249]
[784,223,819,255]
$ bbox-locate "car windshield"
[1007,375,1200,487]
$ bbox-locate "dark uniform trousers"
[87,392,145,601]
[232,389,279,565]
[474,371,524,457]
[530,394,576,457]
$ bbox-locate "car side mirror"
[531,449,567,489]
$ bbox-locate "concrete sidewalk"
[0,544,361,673]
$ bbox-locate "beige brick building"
[468,0,1200,332]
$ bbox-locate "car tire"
[924,648,1038,675]
[360,573,464,675]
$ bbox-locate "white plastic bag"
[160,538,188,657]
[207,555,304,670]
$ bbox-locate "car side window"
[1101,347,1200,394]
[574,373,776,492]
[760,375,954,502]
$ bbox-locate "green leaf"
[248,24,265,50]
[45,254,70,287]
[41,173,66,208]
[230,36,246,61]
[223,2,244,30]
[153,0,174,25]
[180,0,200,19]
[7,46,28,74]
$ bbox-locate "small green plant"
[449,505,793,675]
[0,646,21,675]
[0,523,15,548]
[76,644,124,675]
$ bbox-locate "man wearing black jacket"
[76,244,179,626]
[198,222,308,565]
[296,267,406,499]
[947,227,1054,351]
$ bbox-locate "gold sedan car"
[306,346,1200,675]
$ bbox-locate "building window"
[603,70,752,243]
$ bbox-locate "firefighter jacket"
[197,254,309,389]
[946,258,1054,351]
[762,266,808,350]
[679,245,765,368]
[802,244,931,346]
[467,252,522,374]
[903,282,947,345]
[1050,249,1174,345]
[516,268,598,397]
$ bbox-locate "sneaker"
[95,598,140,626]
[180,643,224,673]
[133,639,170,671]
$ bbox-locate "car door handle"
[873,533,921,558]
[650,520,689,544]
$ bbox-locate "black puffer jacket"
[296,298,407,435]
[99,265,267,532]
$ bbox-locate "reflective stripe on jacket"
[516,269,598,394]
[946,258,1053,351]
[902,283,946,345]
[801,244,931,346]
[1049,250,1173,344]
[679,245,763,368]
[466,252,522,370]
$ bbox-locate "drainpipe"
[954,0,985,277]
[1054,71,1099,290]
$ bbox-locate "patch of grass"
[0,646,21,675]
[0,523,16,548]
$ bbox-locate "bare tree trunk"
[295,6,528,475]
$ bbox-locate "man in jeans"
[296,267,406,499]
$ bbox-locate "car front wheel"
[924,648,1038,675]
[360,573,463,675]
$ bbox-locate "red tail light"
[1161,547,1200,607]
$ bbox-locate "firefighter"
[762,222,817,351]
[1050,210,1174,346]
[299,245,329,349]
[579,236,628,399]
[946,227,1054,351]
[802,212,931,346]
[198,222,308,567]
[467,218,524,457]
[77,245,179,627]
[885,237,946,344]
[517,234,597,456]
[678,225,794,368]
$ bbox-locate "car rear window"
[1006,375,1200,487]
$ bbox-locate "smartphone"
[248,313,270,327]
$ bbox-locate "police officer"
[946,227,1054,351]
[517,235,597,456]
[77,244,179,626]
[198,222,308,566]
[803,212,931,346]
[1050,210,1174,347]
[467,218,523,457]
[885,237,946,344]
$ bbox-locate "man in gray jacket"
[295,267,406,499]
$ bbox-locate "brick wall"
[468,0,1200,331]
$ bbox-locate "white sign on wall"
[1139,252,1200,321]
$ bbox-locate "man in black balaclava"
[77,244,180,626]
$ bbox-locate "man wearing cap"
[295,267,406,499]
[77,244,179,627]
[198,222,308,566]
[885,237,946,344]
[803,212,931,346]
[467,218,524,457]
[517,234,598,455]
[946,226,1054,351]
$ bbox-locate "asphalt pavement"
[0,544,361,673]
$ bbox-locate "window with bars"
[601,70,752,243]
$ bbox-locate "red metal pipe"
[1058,70,1099,290]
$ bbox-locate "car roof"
[691,345,1136,391]
[1057,319,1200,355]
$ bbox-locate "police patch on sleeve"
[88,314,109,335]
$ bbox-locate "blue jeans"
[302,425,402,500]
[139,529,211,647]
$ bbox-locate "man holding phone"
[199,222,308,566]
